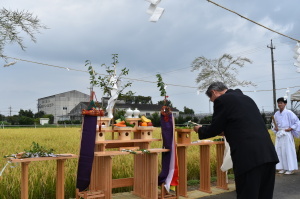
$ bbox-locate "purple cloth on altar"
[158,113,174,184]
[76,115,97,191]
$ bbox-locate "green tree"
[134,96,152,104]
[0,113,5,121]
[44,114,54,124]
[175,115,185,125]
[200,115,213,124]
[183,106,194,114]
[191,54,255,90]
[149,112,160,127]
[34,111,46,118]
[184,116,193,123]
[33,111,53,124]
[6,115,19,125]
[118,91,136,104]
[191,116,199,124]
[19,116,34,125]
[19,109,34,118]
[0,8,47,57]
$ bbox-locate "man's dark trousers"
[235,162,276,199]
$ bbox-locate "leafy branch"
[4,142,55,159]
[86,54,132,97]
[120,149,150,154]
[156,74,167,97]
[0,8,48,56]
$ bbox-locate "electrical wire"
[2,54,300,93]
[207,0,300,42]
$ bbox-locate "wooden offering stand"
[114,126,133,140]
[175,128,192,144]
[9,154,77,199]
[126,118,140,129]
[97,117,111,127]
[89,116,166,199]
[125,118,156,140]
[176,141,228,197]
[96,117,112,141]
[136,126,156,139]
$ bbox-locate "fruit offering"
[141,122,147,126]
[139,116,153,126]
[141,115,151,123]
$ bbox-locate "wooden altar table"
[9,154,78,199]
[176,141,228,197]
[94,148,169,199]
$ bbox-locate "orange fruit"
[141,122,147,126]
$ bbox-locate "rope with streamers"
[0,161,18,180]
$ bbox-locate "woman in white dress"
[272,97,300,175]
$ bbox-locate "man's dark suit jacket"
[198,89,279,176]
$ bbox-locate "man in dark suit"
[194,82,279,199]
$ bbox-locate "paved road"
[199,169,300,199]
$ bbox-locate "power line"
[2,54,300,92]
[207,0,300,42]
[1,55,89,73]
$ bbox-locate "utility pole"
[8,106,12,117]
[267,40,276,113]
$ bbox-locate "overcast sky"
[1,0,300,116]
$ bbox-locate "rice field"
[0,127,298,198]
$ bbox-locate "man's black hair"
[277,97,287,104]
[205,82,228,98]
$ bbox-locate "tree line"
[0,110,54,125]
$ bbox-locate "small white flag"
[145,0,161,5]
[147,4,156,15]
[149,7,165,22]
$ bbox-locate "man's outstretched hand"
[193,125,202,133]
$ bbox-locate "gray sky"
[1,0,300,116]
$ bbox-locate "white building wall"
[38,90,90,123]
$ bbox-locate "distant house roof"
[70,101,179,113]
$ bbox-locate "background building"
[37,90,90,123]
[38,92,180,124]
